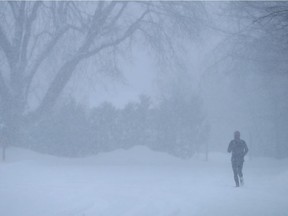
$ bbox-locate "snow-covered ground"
[0,146,288,216]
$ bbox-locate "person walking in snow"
[227,131,249,187]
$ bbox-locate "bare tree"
[223,2,288,158]
[0,1,204,160]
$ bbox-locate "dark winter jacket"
[228,139,248,162]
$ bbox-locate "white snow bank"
[3,145,234,165]
[2,145,209,166]
[0,146,288,216]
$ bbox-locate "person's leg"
[238,161,244,178]
[238,161,244,185]
[232,162,239,187]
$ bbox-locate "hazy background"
[1,1,288,159]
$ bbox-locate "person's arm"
[244,142,249,156]
[227,141,232,153]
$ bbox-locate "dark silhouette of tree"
[0,1,205,159]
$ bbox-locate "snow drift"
[0,146,287,216]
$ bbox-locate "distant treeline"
[19,95,209,159]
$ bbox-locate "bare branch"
[0,25,13,67]
[21,2,42,70]
[80,2,117,52]
[8,1,18,19]
[82,9,149,60]
[24,26,70,100]
[32,6,148,118]
[31,57,80,119]
[253,9,288,24]
[68,2,90,32]
[105,2,128,30]
[13,1,26,50]
[28,31,52,60]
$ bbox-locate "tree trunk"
[1,100,23,160]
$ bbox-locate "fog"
[1,1,288,159]
[1,2,288,216]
